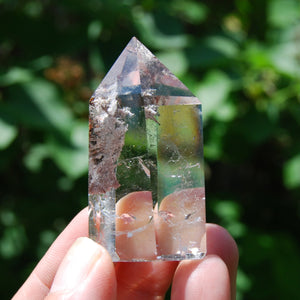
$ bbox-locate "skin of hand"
[13,206,238,300]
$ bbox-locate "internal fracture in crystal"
[89,37,206,261]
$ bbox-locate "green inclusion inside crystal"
[116,100,204,207]
[116,94,155,201]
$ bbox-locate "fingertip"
[172,255,231,300]
[84,241,117,300]
[206,224,239,300]
[206,224,239,262]
[46,237,116,300]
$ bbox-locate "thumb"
[45,237,116,300]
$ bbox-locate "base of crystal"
[107,252,206,262]
[89,190,206,262]
[158,252,206,261]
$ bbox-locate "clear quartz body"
[89,103,206,262]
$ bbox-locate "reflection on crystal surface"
[89,37,206,261]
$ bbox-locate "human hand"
[13,208,238,300]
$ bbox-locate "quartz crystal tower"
[89,37,206,261]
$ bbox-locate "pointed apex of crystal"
[94,37,200,106]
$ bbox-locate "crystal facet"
[89,37,206,261]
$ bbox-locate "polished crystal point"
[89,37,206,261]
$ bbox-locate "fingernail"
[50,237,103,293]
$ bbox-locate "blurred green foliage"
[1,0,300,299]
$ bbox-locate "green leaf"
[48,121,88,179]
[236,268,252,295]
[156,50,188,76]
[268,0,300,28]
[204,122,226,160]
[213,200,241,221]
[23,1,43,18]
[234,110,275,145]
[214,100,237,122]
[226,222,247,238]
[89,45,105,74]
[269,42,300,77]
[7,79,74,132]
[0,210,17,227]
[29,56,53,71]
[212,200,246,238]
[0,225,27,259]
[133,11,190,50]
[204,36,239,58]
[37,230,57,258]
[0,118,17,149]
[171,0,208,24]
[87,20,102,41]
[283,155,300,189]
[0,67,34,86]
[186,36,239,68]
[195,70,232,121]
[23,144,49,172]
[243,42,272,68]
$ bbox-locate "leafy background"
[1,0,300,299]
